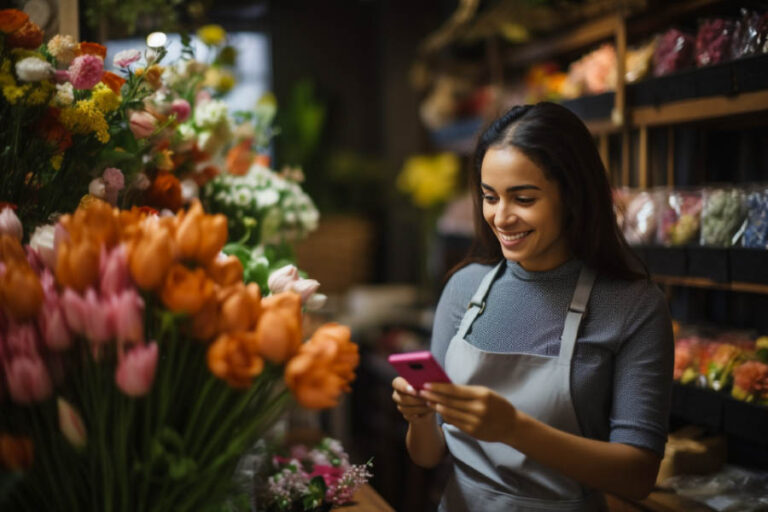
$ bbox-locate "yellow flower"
[2,84,29,104]
[60,99,110,143]
[197,24,226,46]
[91,83,120,113]
[50,154,63,170]
[25,80,53,105]
[397,152,460,208]
[216,70,235,93]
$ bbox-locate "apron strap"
[455,261,506,339]
[558,266,597,365]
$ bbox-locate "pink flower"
[267,265,300,294]
[38,299,72,351]
[4,356,52,404]
[0,207,23,241]
[310,464,345,488]
[61,288,87,334]
[102,167,124,205]
[67,55,104,90]
[29,224,56,270]
[5,322,39,358]
[115,342,158,397]
[128,111,157,139]
[109,289,144,346]
[82,288,113,345]
[54,69,70,83]
[57,397,87,448]
[99,245,130,297]
[170,99,191,122]
[112,49,141,68]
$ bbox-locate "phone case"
[387,351,451,390]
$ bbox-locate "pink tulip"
[61,288,87,335]
[38,299,72,351]
[99,245,130,297]
[109,289,144,346]
[5,322,39,358]
[0,207,23,241]
[5,355,52,404]
[129,111,157,139]
[57,397,87,448]
[291,278,320,303]
[170,99,191,122]
[115,342,158,397]
[82,288,113,345]
[267,265,299,294]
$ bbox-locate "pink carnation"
[112,49,141,68]
[68,55,104,90]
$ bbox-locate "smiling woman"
[391,103,675,512]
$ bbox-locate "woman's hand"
[391,377,434,423]
[419,383,518,443]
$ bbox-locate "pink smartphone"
[388,351,451,391]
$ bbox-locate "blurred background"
[11,0,768,510]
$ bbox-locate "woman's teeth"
[499,231,530,241]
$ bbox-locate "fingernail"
[423,383,432,390]
[406,385,415,394]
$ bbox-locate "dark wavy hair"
[452,102,646,281]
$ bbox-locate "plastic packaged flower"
[622,189,661,245]
[743,185,768,249]
[653,28,695,77]
[695,18,736,67]
[658,188,703,246]
[700,187,747,247]
[731,360,768,404]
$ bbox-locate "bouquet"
[0,200,359,510]
[257,437,372,511]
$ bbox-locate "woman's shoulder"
[593,272,668,317]
[444,262,496,291]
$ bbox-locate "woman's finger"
[429,402,478,425]
[392,376,418,396]
[420,390,481,412]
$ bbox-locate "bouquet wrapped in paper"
[0,200,358,510]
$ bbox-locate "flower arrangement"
[257,437,372,511]
[0,9,172,231]
[0,200,359,510]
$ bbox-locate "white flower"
[177,123,197,142]
[194,99,229,128]
[15,57,53,82]
[88,178,106,198]
[305,293,327,311]
[268,265,299,294]
[0,208,23,241]
[52,83,74,107]
[30,224,56,269]
[233,188,253,207]
[112,49,141,68]
[134,173,151,190]
[181,178,199,203]
[255,189,279,208]
[290,278,320,303]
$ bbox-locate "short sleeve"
[608,282,674,456]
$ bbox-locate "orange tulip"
[253,292,302,364]
[218,282,261,333]
[127,222,176,290]
[206,254,243,286]
[55,237,100,292]
[160,263,214,314]
[207,332,265,388]
[190,295,221,341]
[0,434,34,471]
[0,262,43,321]
[77,42,107,59]
[0,234,27,264]
[175,200,228,265]
[284,323,359,410]
[61,198,120,248]
[0,9,29,33]
[226,139,254,176]
[101,71,126,95]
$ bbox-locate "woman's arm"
[392,377,446,468]
[420,383,660,499]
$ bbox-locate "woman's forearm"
[406,414,446,468]
[506,412,661,500]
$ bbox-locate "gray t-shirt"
[431,258,674,456]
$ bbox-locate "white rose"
[30,224,56,269]
[15,57,53,82]
[88,178,106,199]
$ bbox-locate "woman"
[391,103,674,511]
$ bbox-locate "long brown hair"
[451,102,646,281]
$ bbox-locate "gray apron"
[439,262,605,512]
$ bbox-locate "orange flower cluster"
[0,433,34,471]
[77,41,107,60]
[0,9,42,49]
[285,323,359,409]
[0,234,43,321]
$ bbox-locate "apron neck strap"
[558,265,597,364]
[456,261,505,340]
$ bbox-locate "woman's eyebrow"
[480,183,541,193]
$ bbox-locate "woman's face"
[480,146,571,272]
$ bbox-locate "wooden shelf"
[632,90,768,127]
[653,274,768,295]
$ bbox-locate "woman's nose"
[495,203,517,225]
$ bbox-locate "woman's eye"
[516,197,535,205]
[482,195,498,203]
